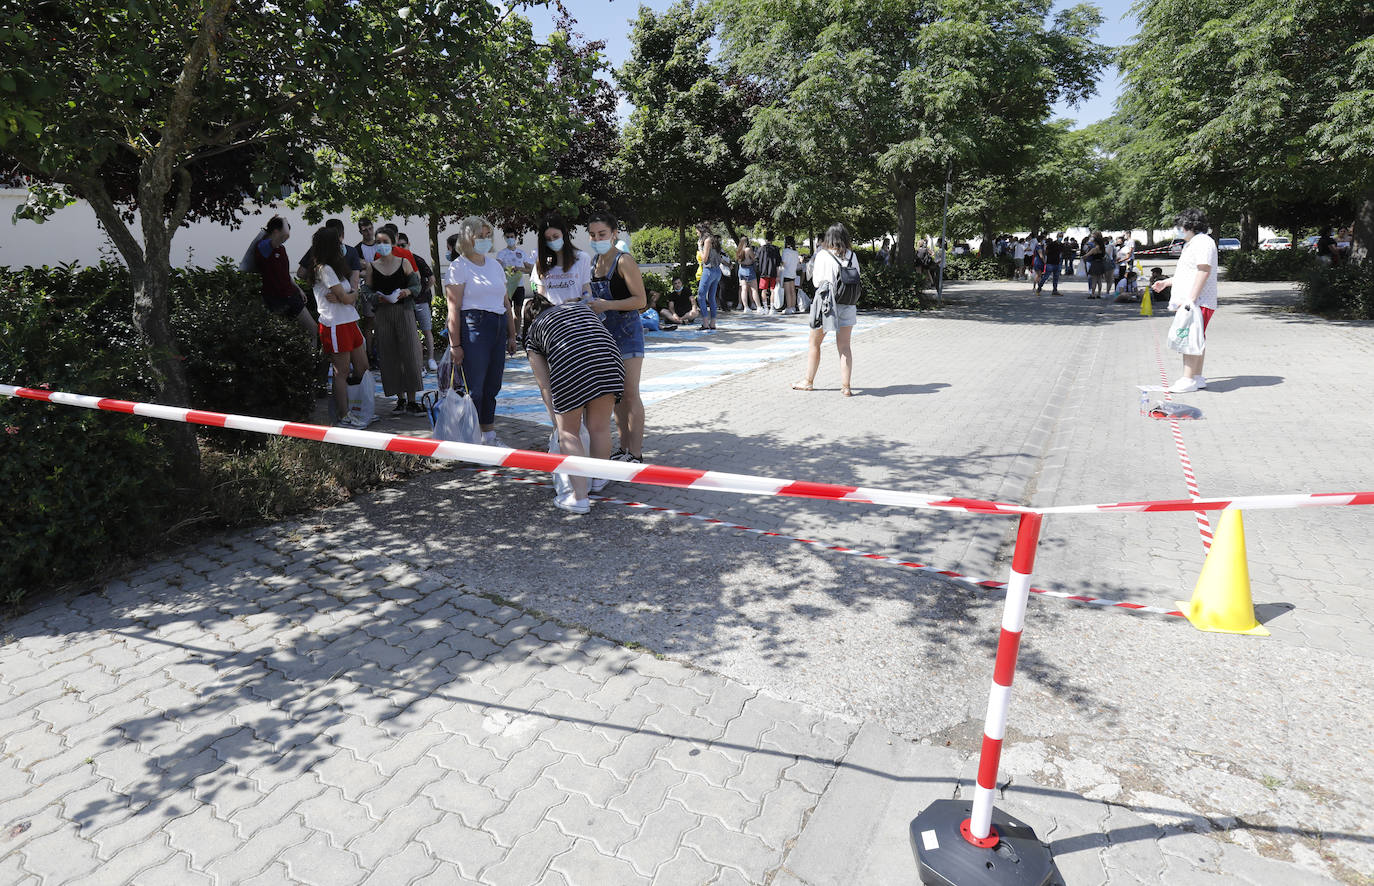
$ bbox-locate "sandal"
[791,380,814,391]
[841,386,853,397]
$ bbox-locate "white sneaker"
[1168,377,1200,394]
[554,493,590,515]
[427,358,438,372]
[590,478,609,494]
[336,414,368,429]
[1195,376,1207,389]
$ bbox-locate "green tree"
[292,14,596,302]
[714,0,1107,266]
[615,0,752,275]
[1120,0,1369,251]
[0,0,506,484]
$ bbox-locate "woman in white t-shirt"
[305,227,370,428]
[793,223,859,397]
[444,215,516,445]
[1151,208,1218,394]
[780,236,801,314]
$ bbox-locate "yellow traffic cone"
[1140,286,1153,316]
[1176,510,1269,636]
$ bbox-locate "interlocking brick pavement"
[3,284,1370,883]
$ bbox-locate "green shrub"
[1298,261,1374,319]
[0,261,321,608]
[630,226,685,264]
[640,271,671,297]
[1222,249,1319,281]
[859,265,929,310]
[943,255,1017,281]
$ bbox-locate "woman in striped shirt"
[523,297,625,514]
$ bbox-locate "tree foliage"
[1120,0,1372,253]
[0,0,516,483]
[713,0,1108,265]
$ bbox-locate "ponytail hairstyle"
[536,216,577,274]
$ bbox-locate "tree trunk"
[1145,225,1156,247]
[894,187,916,268]
[979,213,994,258]
[428,212,444,302]
[1351,190,1374,265]
[134,222,202,492]
[1240,206,1259,251]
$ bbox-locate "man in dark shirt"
[663,277,700,325]
[255,216,316,335]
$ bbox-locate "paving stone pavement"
[3,282,1371,884]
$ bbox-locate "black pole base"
[910,799,1055,886]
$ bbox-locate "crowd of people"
[992,231,1147,301]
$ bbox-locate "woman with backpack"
[792,223,859,397]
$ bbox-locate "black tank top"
[373,263,410,300]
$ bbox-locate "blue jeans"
[697,268,721,320]
[1039,263,1061,291]
[459,309,507,426]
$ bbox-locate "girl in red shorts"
[306,227,371,427]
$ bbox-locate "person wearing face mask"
[354,216,381,358]
[585,210,648,464]
[395,232,438,371]
[663,277,700,326]
[444,215,517,445]
[365,230,425,414]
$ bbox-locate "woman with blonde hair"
[444,215,517,445]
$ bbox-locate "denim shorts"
[603,309,645,359]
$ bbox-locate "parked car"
[1218,238,1241,251]
[1169,238,1186,256]
[1300,235,1320,250]
[1259,237,1291,250]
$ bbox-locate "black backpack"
[833,252,862,305]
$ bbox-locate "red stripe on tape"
[632,464,709,488]
[386,436,443,457]
[18,387,54,402]
[977,734,1002,790]
[992,629,1022,686]
[775,480,859,500]
[929,497,1016,513]
[96,398,137,413]
[282,422,330,442]
[1316,491,1374,505]
[185,410,228,427]
[502,450,568,472]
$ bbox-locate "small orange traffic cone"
[1176,510,1269,636]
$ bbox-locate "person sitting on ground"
[642,292,676,331]
[1148,267,1168,301]
[1113,270,1140,303]
[662,277,700,326]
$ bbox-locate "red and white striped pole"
[911,513,1054,885]
[966,511,1042,845]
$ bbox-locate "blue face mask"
[546,237,565,253]
[374,243,393,257]
[590,239,614,255]
[475,238,493,254]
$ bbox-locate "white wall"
[0,190,545,269]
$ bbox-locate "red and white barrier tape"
[5,384,1372,518]
[0,384,1031,516]
[1151,328,1213,549]
[466,466,1187,618]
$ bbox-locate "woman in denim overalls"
[586,212,649,463]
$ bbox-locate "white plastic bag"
[770,286,785,311]
[1167,304,1206,355]
[549,427,591,498]
[347,370,378,426]
[797,289,811,312]
[432,388,481,443]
